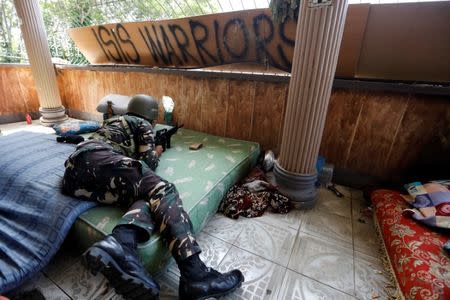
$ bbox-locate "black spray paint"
[91,13,295,71]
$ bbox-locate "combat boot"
[177,254,244,300]
[83,235,159,300]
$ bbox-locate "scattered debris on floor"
[371,291,380,299]
[357,206,373,223]
[327,184,344,198]
[358,217,367,224]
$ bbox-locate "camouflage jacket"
[89,114,160,171]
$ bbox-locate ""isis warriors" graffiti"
[69,9,297,71]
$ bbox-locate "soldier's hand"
[155,145,164,157]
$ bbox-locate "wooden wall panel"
[0,68,23,113]
[226,80,256,140]
[167,75,188,126]
[345,92,409,176]
[319,89,365,167]
[15,68,40,112]
[0,66,39,117]
[48,68,450,179]
[59,69,100,114]
[201,79,229,137]
[182,77,204,131]
[385,95,450,178]
[2,65,449,180]
[251,81,287,153]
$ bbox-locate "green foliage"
[0,0,26,63]
[270,0,301,23]
[0,0,220,65]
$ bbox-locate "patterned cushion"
[371,190,450,299]
[71,126,260,273]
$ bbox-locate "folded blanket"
[402,182,450,230]
[0,132,97,293]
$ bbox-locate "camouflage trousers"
[62,140,201,261]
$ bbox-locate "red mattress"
[371,190,450,299]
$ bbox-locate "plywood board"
[357,2,450,83]
[0,66,39,115]
[335,4,370,78]
[251,81,287,152]
[201,79,229,136]
[346,92,409,176]
[5,65,447,179]
[68,9,296,72]
[226,80,256,140]
[319,89,365,166]
[182,77,204,131]
[0,68,23,113]
[385,95,450,178]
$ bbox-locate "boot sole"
[180,275,244,300]
[83,247,159,300]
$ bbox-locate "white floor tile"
[217,246,287,300]
[51,260,124,300]
[353,219,381,258]
[350,188,364,201]
[233,220,296,267]
[350,190,373,221]
[253,209,304,231]
[42,245,81,280]
[202,214,247,244]
[301,210,353,246]
[7,272,70,300]
[155,268,180,300]
[9,176,390,300]
[0,121,56,136]
[197,231,233,268]
[336,185,354,199]
[288,232,355,295]
[278,269,356,300]
[354,252,394,300]
[315,187,352,219]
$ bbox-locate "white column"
[274,0,349,209]
[14,0,67,126]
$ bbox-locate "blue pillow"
[53,120,101,136]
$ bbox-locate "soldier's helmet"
[127,94,159,121]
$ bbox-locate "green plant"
[270,0,301,23]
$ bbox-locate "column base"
[273,162,318,210]
[39,106,68,127]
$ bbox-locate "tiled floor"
[7,184,393,300]
[0,120,55,136]
[2,122,392,299]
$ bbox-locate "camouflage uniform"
[62,115,201,261]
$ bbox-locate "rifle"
[155,124,183,151]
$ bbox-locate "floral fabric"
[219,168,291,219]
[371,190,450,300]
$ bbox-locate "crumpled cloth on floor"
[219,168,291,219]
[402,182,450,230]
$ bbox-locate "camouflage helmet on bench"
[127,94,159,121]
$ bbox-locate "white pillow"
[96,94,131,115]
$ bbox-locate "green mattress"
[71,126,260,273]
